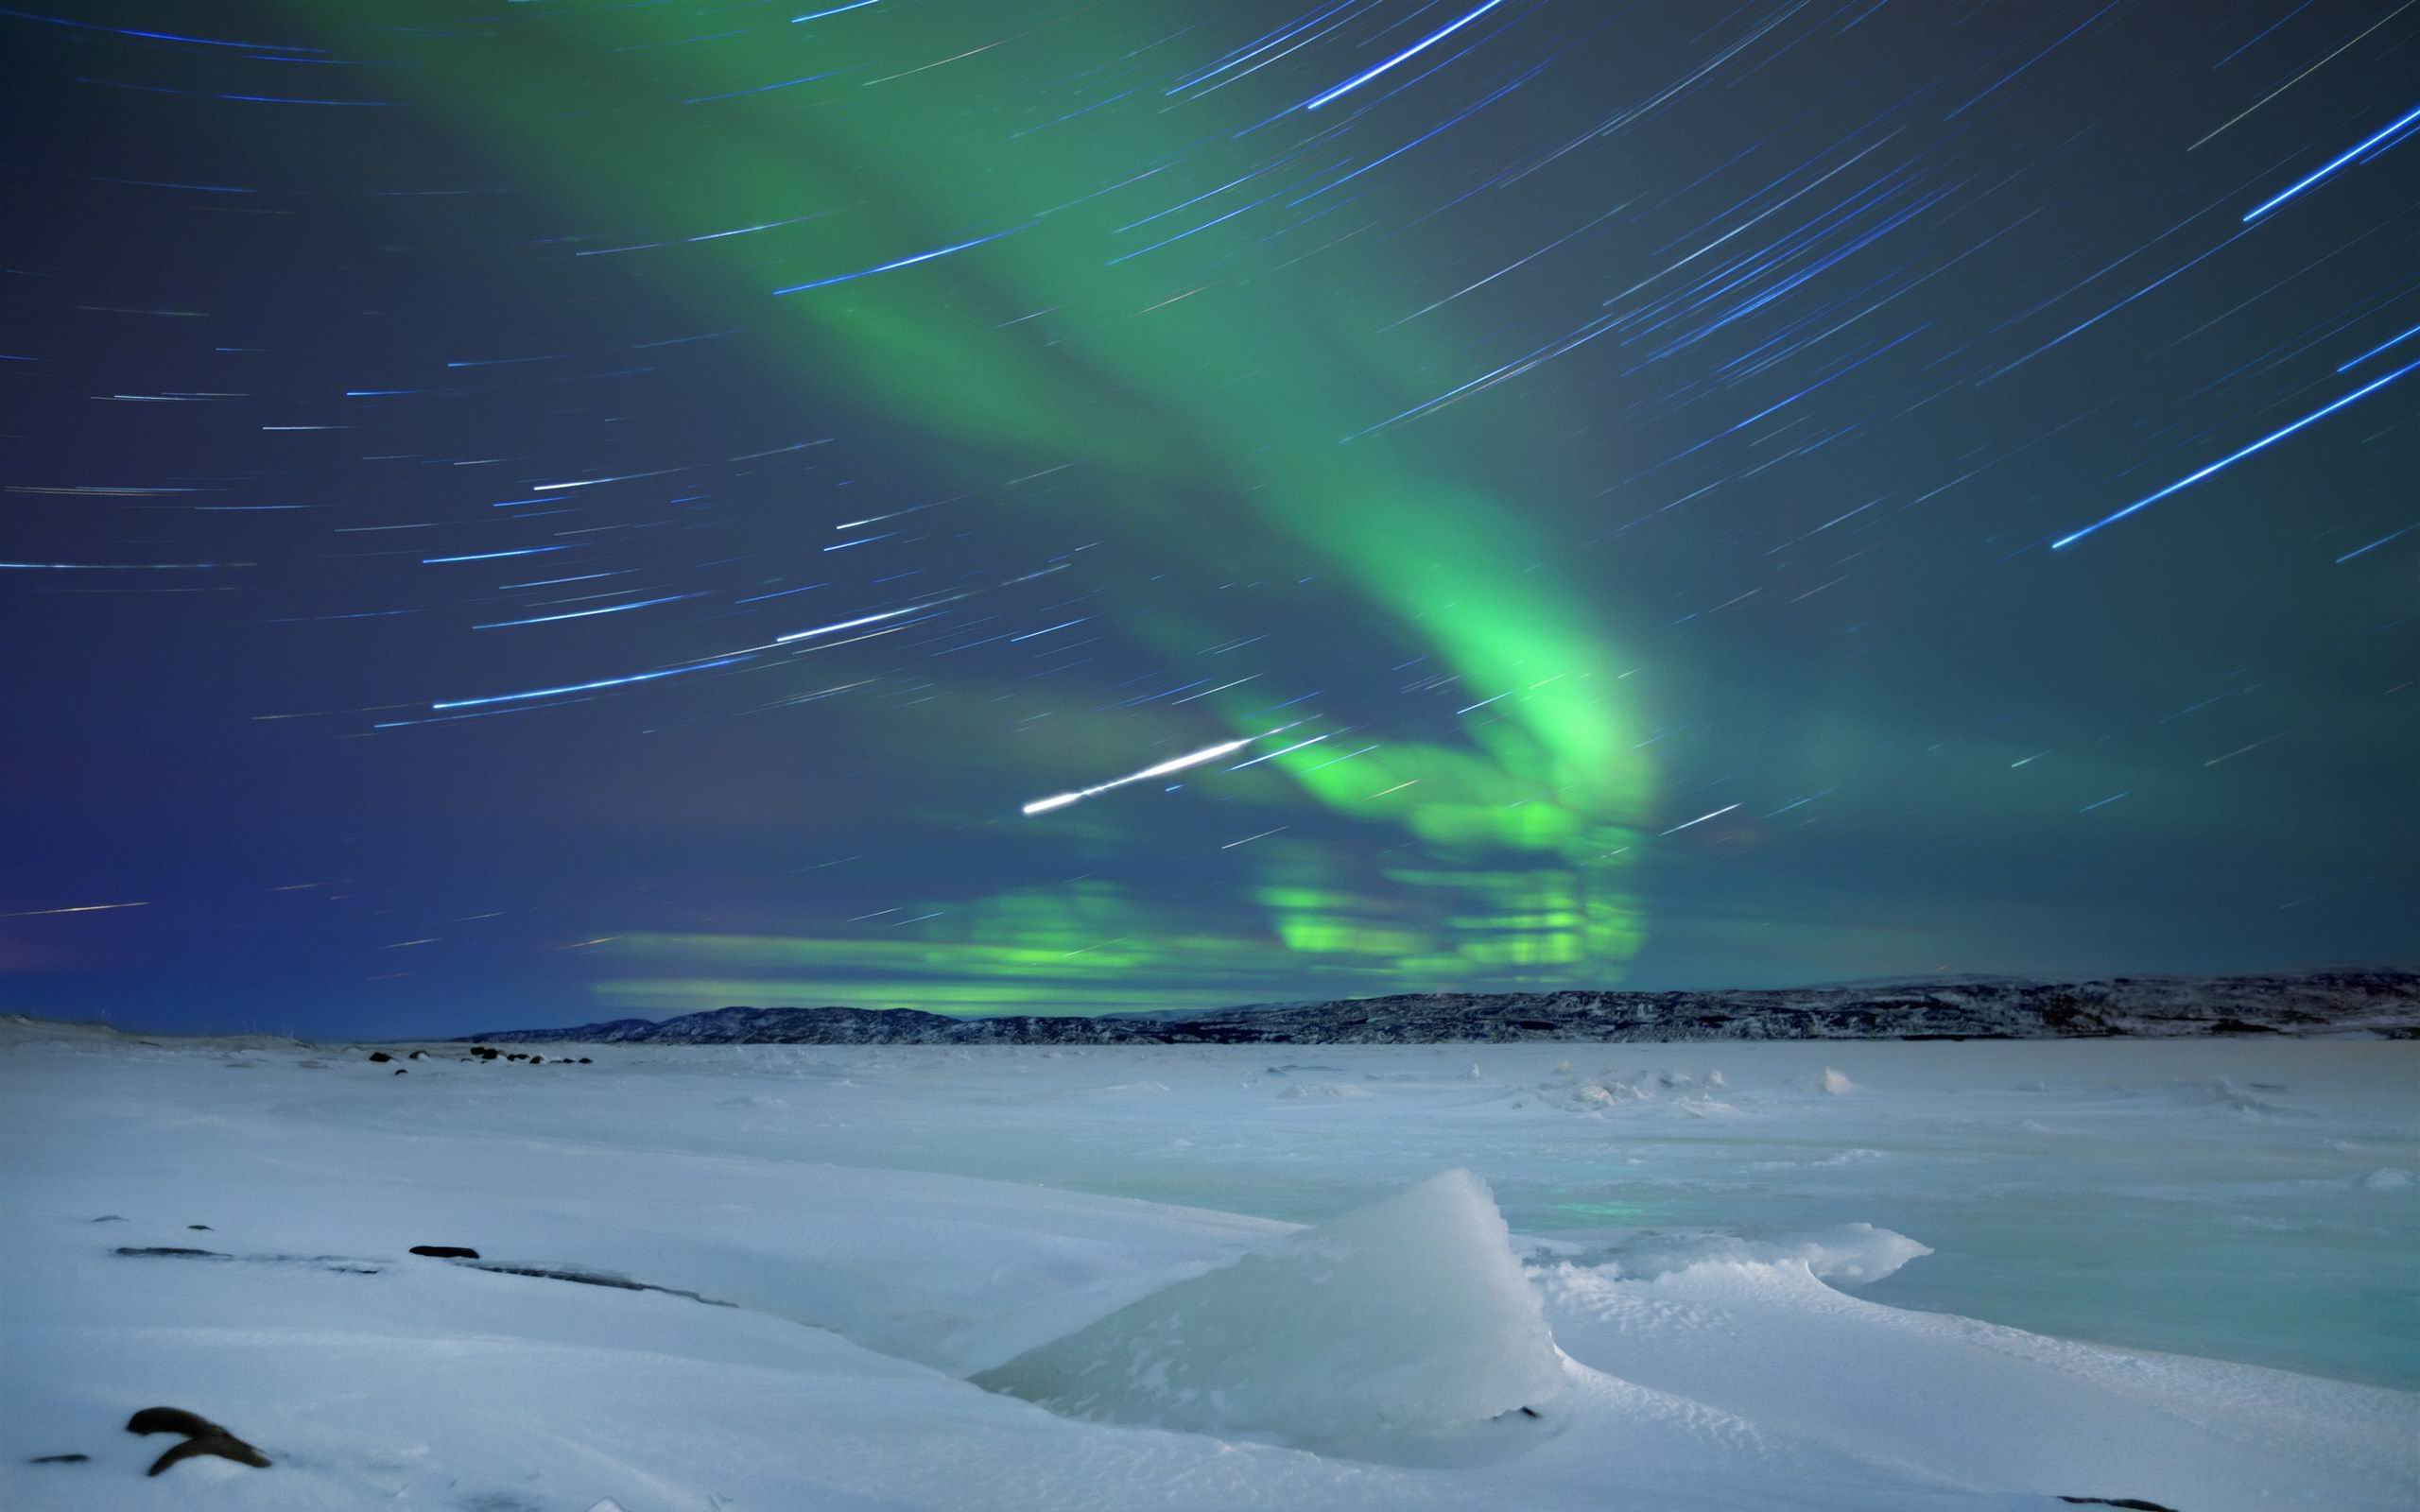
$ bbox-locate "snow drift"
[8,1027,2416,1512]
[1582,1222,1932,1285]
[973,1169,1563,1450]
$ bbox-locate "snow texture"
[974,1168,1563,1450]
[4,1018,2415,1512]
[1581,1221,1932,1285]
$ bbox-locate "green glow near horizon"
[316,4,1656,1014]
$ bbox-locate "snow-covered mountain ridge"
[464,970,2420,1045]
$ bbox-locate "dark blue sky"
[5,0,2415,1038]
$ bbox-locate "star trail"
[3,0,2414,1037]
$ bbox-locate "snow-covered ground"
[3,1022,2413,1511]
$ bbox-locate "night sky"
[5,1,2415,1038]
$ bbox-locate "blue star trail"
[4,0,2414,1035]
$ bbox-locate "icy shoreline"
[5,1025,2414,1510]
[454,969,2420,1045]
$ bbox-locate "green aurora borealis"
[311,1,1657,1015]
[7,2,2415,1033]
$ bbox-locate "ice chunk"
[1590,1222,1933,1286]
[972,1169,1562,1450]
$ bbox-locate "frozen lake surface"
[4,1022,2413,1511]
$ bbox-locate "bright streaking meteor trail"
[1301,0,1504,112]
[1022,737,1254,815]
[2240,100,2420,223]
[791,0,881,22]
[1660,803,1741,836]
[2050,355,2420,550]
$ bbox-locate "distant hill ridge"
[462,971,2420,1046]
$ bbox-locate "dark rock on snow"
[128,1405,271,1477]
[148,1434,271,1477]
[126,1407,226,1438]
[27,1453,89,1465]
[410,1245,480,1259]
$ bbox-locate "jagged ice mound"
[973,1168,1564,1451]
